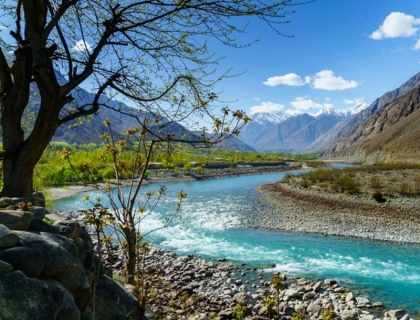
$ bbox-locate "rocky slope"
[326,85,420,163]
[324,72,420,160]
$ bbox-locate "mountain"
[25,74,252,151]
[324,71,420,155]
[240,108,351,153]
[239,111,291,146]
[325,84,420,163]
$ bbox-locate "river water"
[49,170,420,314]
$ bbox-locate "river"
[48,170,420,315]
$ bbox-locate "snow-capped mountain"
[251,111,291,125]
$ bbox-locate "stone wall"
[0,196,142,320]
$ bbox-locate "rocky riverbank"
[100,245,414,320]
[247,182,420,244]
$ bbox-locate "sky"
[210,0,420,117]
[1,0,419,122]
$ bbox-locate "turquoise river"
[49,169,420,315]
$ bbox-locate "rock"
[302,291,315,301]
[341,309,359,320]
[232,292,255,305]
[44,279,80,320]
[0,210,32,230]
[306,303,321,315]
[15,231,76,277]
[28,217,60,233]
[0,224,20,247]
[0,259,13,275]
[324,279,336,286]
[29,206,50,220]
[95,275,139,320]
[387,309,406,319]
[218,309,233,319]
[55,258,91,309]
[313,281,322,292]
[346,292,355,302]
[0,246,44,278]
[0,271,67,319]
[285,288,300,298]
[218,262,237,271]
[12,193,45,207]
[356,296,370,307]
[53,220,80,239]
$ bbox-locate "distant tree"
[0,0,311,198]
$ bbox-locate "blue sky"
[211,0,420,117]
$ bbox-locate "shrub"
[372,191,384,202]
[333,175,359,193]
[102,168,115,180]
[370,176,383,190]
[232,302,249,320]
[399,183,413,196]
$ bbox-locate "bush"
[333,175,359,193]
[102,168,115,180]
[372,191,384,202]
[399,183,413,196]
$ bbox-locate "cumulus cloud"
[73,39,92,52]
[264,70,357,91]
[290,97,332,111]
[249,101,285,115]
[263,73,307,87]
[414,40,420,50]
[312,70,358,91]
[370,12,420,40]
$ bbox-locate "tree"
[0,0,311,198]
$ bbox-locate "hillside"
[327,85,420,163]
[242,110,349,153]
[324,72,420,157]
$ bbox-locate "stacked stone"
[0,195,141,320]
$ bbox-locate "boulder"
[0,210,32,230]
[387,309,406,319]
[29,206,50,220]
[324,279,336,286]
[356,296,370,307]
[44,279,80,320]
[95,275,139,320]
[0,246,44,278]
[0,271,66,319]
[0,259,13,275]
[53,220,80,239]
[232,292,255,305]
[346,292,355,302]
[285,288,300,298]
[15,231,75,277]
[341,309,359,320]
[306,303,321,315]
[302,291,315,301]
[28,217,60,233]
[0,224,20,248]
[55,258,92,309]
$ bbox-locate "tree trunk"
[123,227,137,285]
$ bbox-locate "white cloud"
[312,70,358,91]
[73,39,92,52]
[325,97,331,102]
[249,102,285,115]
[263,73,306,87]
[290,97,331,111]
[370,12,420,40]
[414,40,420,50]
[343,99,355,104]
